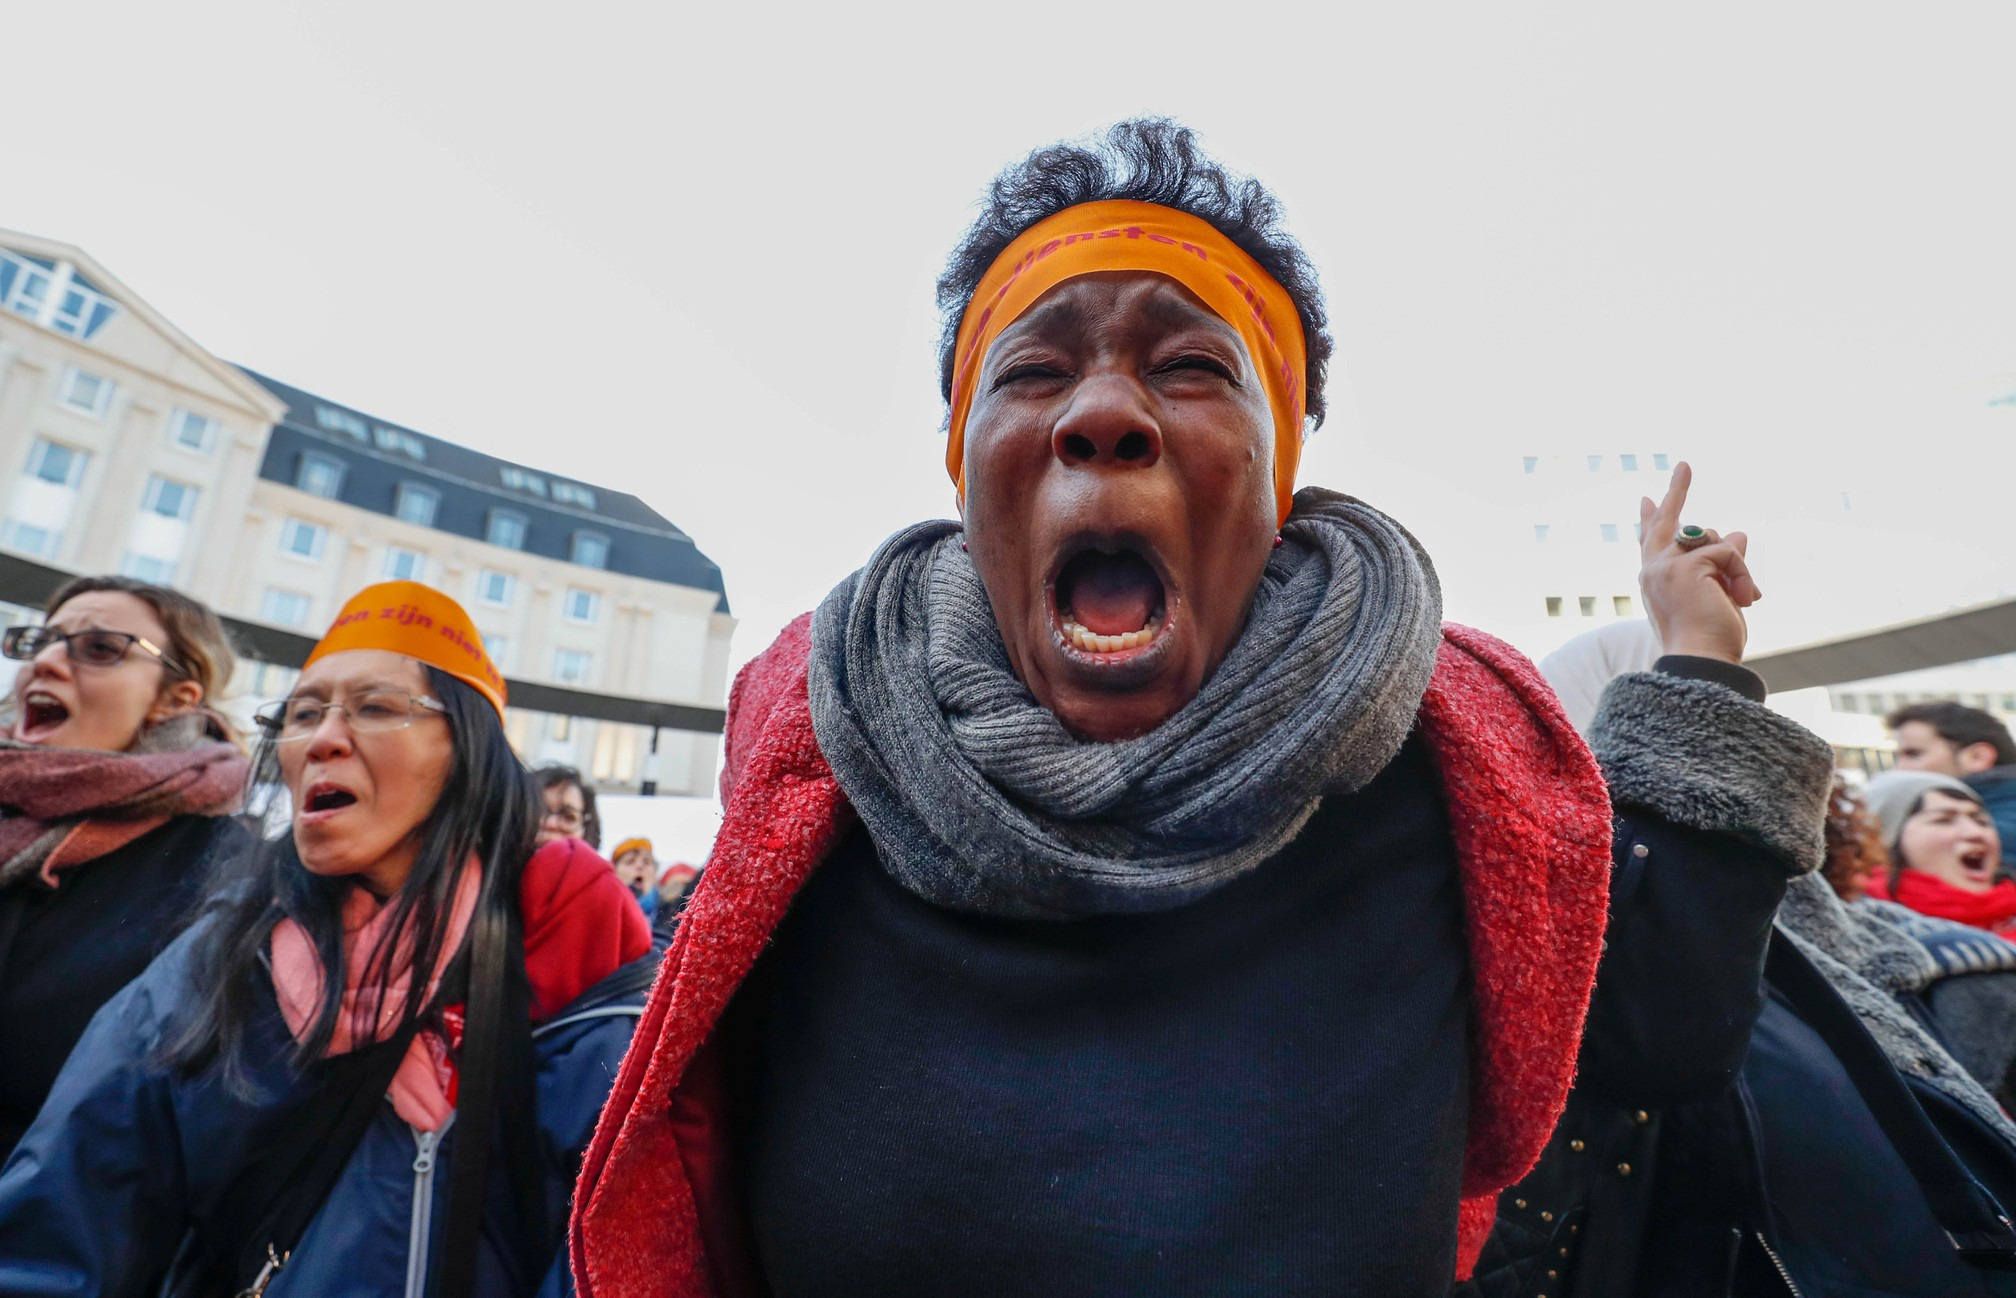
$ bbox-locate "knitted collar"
[807,489,1443,920]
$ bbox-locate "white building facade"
[0,228,732,796]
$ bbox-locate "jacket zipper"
[406,1114,455,1298]
[1753,1231,1805,1298]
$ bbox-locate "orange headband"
[304,580,507,719]
[947,199,1310,526]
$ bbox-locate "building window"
[167,408,219,453]
[372,426,426,460]
[1619,454,1638,472]
[553,648,593,685]
[571,532,609,569]
[59,367,114,416]
[0,522,59,559]
[1522,456,1539,474]
[1533,524,1550,543]
[261,589,312,628]
[477,569,515,606]
[564,588,601,623]
[142,475,198,521]
[1586,455,1602,472]
[1545,596,1564,618]
[50,281,117,338]
[26,438,87,488]
[1600,523,1620,543]
[296,452,345,499]
[395,482,440,527]
[121,553,176,583]
[1578,596,1597,617]
[553,482,598,509]
[1613,595,1634,616]
[0,252,118,339]
[1653,453,1670,471]
[482,634,509,671]
[501,466,549,497]
[0,251,54,323]
[383,546,425,582]
[486,510,527,550]
[280,518,326,561]
[550,714,573,742]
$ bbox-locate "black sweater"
[0,813,247,1160]
[736,735,1471,1297]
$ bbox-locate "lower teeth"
[1061,614,1161,653]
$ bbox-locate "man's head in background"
[1886,700,2016,777]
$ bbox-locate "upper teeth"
[1061,614,1161,654]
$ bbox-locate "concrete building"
[0,227,732,795]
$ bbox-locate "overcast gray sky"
[12,2,2015,673]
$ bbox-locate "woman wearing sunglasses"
[0,581,653,1297]
[0,575,247,1164]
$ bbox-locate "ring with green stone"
[1676,525,1714,551]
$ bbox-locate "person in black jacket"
[1464,512,2016,1296]
[0,575,249,1161]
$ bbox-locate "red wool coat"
[571,617,1613,1294]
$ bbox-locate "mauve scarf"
[810,488,1443,920]
[0,711,247,890]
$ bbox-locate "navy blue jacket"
[1968,767,2016,872]
[1464,809,2016,1297]
[0,917,651,1297]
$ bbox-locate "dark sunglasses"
[2,625,182,673]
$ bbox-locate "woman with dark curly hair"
[572,120,1830,1297]
[1825,774,1890,901]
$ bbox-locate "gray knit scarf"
[1776,873,2016,1143]
[808,488,1443,920]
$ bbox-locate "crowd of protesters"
[1,118,2015,1297]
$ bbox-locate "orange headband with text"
[947,199,1310,526]
[304,580,507,719]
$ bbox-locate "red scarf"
[0,721,246,887]
[271,837,651,1130]
[1869,868,2016,937]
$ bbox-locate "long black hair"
[163,665,539,1087]
[936,117,1335,429]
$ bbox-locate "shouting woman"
[570,121,1831,1296]
[0,581,655,1297]
[0,576,247,1162]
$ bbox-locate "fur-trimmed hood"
[568,619,1613,1294]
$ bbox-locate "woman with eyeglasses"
[0,581,654,1298]
[0,575,248,1164]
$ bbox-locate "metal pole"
[640,725,661,797]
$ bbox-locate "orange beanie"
[304,581,507,718]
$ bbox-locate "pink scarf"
[270,864,481,1131]
[0,713,247,888]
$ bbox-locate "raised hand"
[1638,462,1758,665]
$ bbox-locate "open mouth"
[303,783,359,815]
[19,691,70,738]
[1960,848,1995,881]
[1051,543,1171,660]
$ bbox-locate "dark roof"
[238,368,728,612]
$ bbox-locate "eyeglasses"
[254,690,448,742]
[3,625,182,672]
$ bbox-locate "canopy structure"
[1749,597,2016,695]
